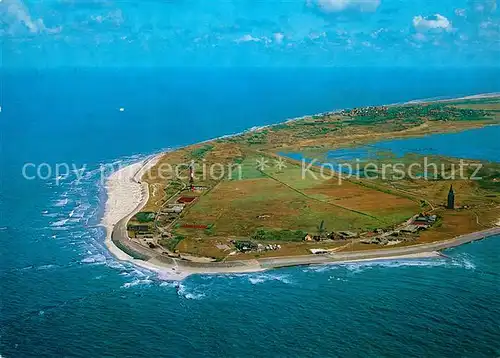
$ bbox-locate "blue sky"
[1,0,499,67]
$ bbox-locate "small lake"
[283,125,500,167]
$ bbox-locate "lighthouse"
[447,185,455,209]
[189,162,195,191]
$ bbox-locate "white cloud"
[370,27,388,38]
[478,19,500,38]
[89,10,124,26]
[311,0,380,13]
[307,31,326,41]
[454,8,467,17]
[1,0,61,35]
[412,33,427,42]
[413,14,452,33]
[273,32,284,44]
[474,0,497,13]
[1,0,44,33]
[235,34,261,43]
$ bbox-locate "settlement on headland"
[102,94,500,279]
[102,156,500,280]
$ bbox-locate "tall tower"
[447,185,455,209]
[189,162,195,190]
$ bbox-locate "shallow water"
[284,125,500,173]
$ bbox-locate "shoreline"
[102,93,500,280]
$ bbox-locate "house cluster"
[232,240,281,253]
[191,186,208,191]
[361,213,438,245]
[303,231,359,242]
[157,203,185,232]
[127,224,153,239]
[127,223,158,248]
[340,106,389,118]
[156,195,199,234]
[164,203,185,214]
[400,213,438,233]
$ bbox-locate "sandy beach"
[102,155,161,262]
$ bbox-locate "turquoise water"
[1,68,500,357]
[324,125,500,163]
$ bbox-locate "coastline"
[102,93,500,280]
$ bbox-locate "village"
[339,103,489,123]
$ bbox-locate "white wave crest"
[53,198,69,207]
[160,281,179,289]
[36,264,57,270]
[177,284,205,300]
[121,278,153,289]
[248,273,292,285]
[248,276,266,285]
[81,254,106,264]
[301,256,477,275]
[51,218,68,227]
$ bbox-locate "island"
[103,94,500,279]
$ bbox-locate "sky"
[1,0,499,67]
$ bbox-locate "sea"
[1,67,499,357]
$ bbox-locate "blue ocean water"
[1,68,500,357]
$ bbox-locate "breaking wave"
[177,283,206,300]
[302,255,476,275]
[121,278,154,289]
[247,273,292,285]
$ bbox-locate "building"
[337,231,358,239]
[127,224,150,232]
[310,249,329,254]
[413,213,437,227]
[447,185,455,209]
[164,204,185,214]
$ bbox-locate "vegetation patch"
[473,164,500,192]
[159,235,185,251]
[252,229,307,242]
[134,212,155,223]
[191,145,213,159]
